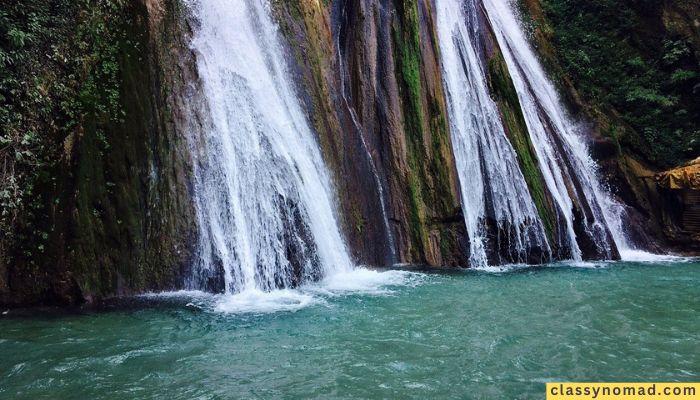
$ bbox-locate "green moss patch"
[488,52,555,241]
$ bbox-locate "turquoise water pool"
[1,261,698,399]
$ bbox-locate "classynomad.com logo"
[546,383,699,399]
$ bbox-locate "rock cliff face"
[273,0,468,266]
[0,0,198,306]
[476,4,619,261]
[2,0,469,306]
[1,0,697,306]
[517,0,700,254]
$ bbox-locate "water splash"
[146,268,426,314]
[185,0,352,293]
[213,268,424,313]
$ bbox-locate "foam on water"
[471,264,533,273]
[141,290,212,300]
[315,268,425,296]
[556,260,609,269]
[619,249,690,263]
[214,289,320,314]
[215,268,425,313]
[145,268,427,314]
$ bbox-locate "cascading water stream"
[185,0,353,293]
[336,6,397,263]
[436,0,551,267]
[483,0,629,260]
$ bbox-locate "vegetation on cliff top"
[530,0,699,168]
[1,0,129,291]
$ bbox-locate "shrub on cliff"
[0,0,127,267]
[538,0,699,168]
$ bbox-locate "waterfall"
[185,0,353,293]
[483,0,626,260]
[436,0,551,267]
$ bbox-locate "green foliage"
[538,0,700,168]
[0,0,129,263]
[392,1,458,258]
[393,1,429,257]
[393,1,425,155]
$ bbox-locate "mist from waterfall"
[436,0,551,268]
[184,0,352,293]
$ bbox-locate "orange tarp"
[656,157,700,190]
